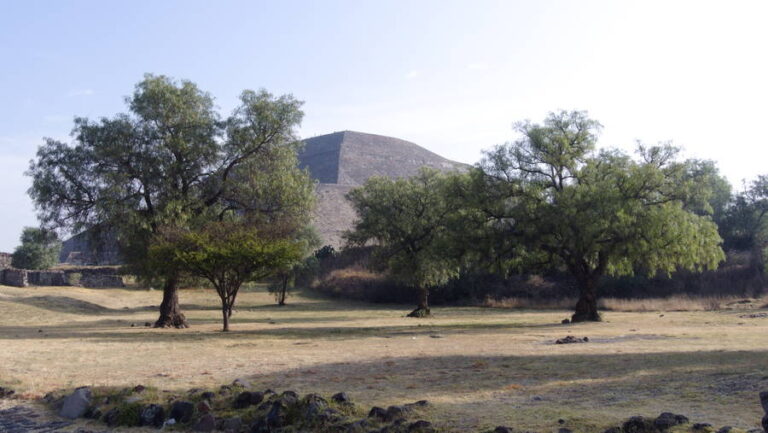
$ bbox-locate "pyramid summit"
[59,131,468,263]
[299,131,468,248]
[299,130,466,186]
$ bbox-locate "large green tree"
[345,168,466,317]
[474,110,725,321]
[11,227,61,270]
[28,74,304,327]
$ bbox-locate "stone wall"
[2,269,28,287]
[0,253,12,270]
[27,271,69,286]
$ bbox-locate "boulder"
[654,412,689,431]
[368,406,388,420]
[220,416,243,433]
[764,415,768,433]
[761,391,768,413]
[332,392,351,403]
[234,391,255,409]
[494,427,514,433]
[59,387,92,419]
[266,401,290,429]
[200,391,216,401]
[139,404,165,428]
[102,407,120,427]
[386,405,410,421]
[194,413,216,432]
[408,420,435,432]
[603,428,622,433]
[623,416,655,433]
[170,401,195,424]
[692,423,713,431]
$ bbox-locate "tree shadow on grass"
[0,319,560,342]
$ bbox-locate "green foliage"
[27,74,305,283]
[473,110,725,319]
[11,227,61,270]
[345,169,468,295]
[149,221,307,330]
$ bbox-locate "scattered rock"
[760,391,768,413]
[408,420,435,432]
[558,429,573,433]
[494,427,514,433]
[197,400,212,413]
[139,404,165,428]
[232,378,251,388]
[83,405,102,419]
[603,428,622,433]
[60,387,92,419]
[692,423,713,431]
[193,413,216,432]
[133,385,146,393]
[386,405,410,421]
[368,406,388,420]
[331,392,350,403]
[200,391,216,401]
[0,387,15,398]
[717,427,733,433]
[102,407,120,427]
[623,416,654,433]
[220,416,242,433]
[232,391,264,409]
[561,318,570,324]
[740,313,768,318]
[555,336,589,344]
[169,400,195,424]
[654,412,689,430]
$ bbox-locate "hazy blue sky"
[1,0,767,251]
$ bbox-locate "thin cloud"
[467,63,489,71]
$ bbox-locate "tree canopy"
[345,168,466,317]
[473,110,725,321]
[27,74,306,327]
[11,227,61,270]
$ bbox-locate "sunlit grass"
[0,284,766,432]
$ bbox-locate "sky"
[1,0,767,251]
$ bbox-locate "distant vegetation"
[11,227,61,270]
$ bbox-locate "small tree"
[474,110,725,321]
[150,222,303,331]
[345,169,464,317]
[11,227,61,270]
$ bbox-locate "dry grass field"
[1,284,767,432]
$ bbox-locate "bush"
[11,227,61,270]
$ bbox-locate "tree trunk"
[222,304,230,332]
[278,275,288,306]
[571,276,601,322]
[407,286,431,318]
[153,277,189,328]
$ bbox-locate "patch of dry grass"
[1,284,767,432]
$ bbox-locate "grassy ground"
[0,284,767,432]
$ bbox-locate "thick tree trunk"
[153,277,189,328]
[407,286,431,318]
[571,277,601,322]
